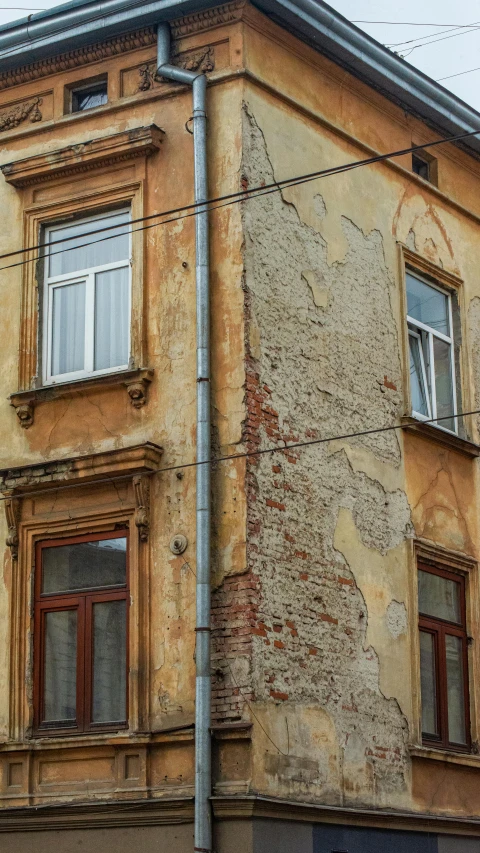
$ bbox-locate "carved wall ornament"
[133,475,150,541]
[4,493,20,560]
[14,403,34,429]
[138,46,215,92]
[0,97,42,132]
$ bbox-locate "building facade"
[0,0,479,850]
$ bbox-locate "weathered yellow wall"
[237,5,480,818]
[1,0,480,824]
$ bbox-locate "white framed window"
[407,271,457,434]
[43,209,131,385]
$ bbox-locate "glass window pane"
[42,537,127,595]
[433,336,455,432]
[44,609,77,723]
[94,267,129,370]
[51,281,85,376]
[72,85,107,112]
[406,273,449,335]
[92,600,127,723]
[48,211,130,277]
[446,634,467,744]
[418,570,461,623]
[409,333,430,417]
[420,631,438,736]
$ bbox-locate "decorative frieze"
[0,97,42,132]
[0,1,245,93]
[139,46,215,92]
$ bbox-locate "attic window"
[412,149,438,185]
[69,79,108,113]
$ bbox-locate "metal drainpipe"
[156,23,212,853]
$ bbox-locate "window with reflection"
[418,563,470,751]
[43,208,131,385]
[406,271,457,433]
[33,532,128,735]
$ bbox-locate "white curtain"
[94,267,129,370]
[51,281,85,376]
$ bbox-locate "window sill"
[410,745,480,768]
[401,416,480,458]
[10,367,154,428]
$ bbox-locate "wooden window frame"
[418,561,471,752]
[33,530,130,738]
[42,207,132,385]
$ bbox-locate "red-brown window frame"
[33,530,129,737]
[418,561,470,752]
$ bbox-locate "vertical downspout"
[156,24,212,853]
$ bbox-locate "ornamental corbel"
[133,475,150,541]
[14,403,34,428]
[4,492,20,560]
[124,372,153,408]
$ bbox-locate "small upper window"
[71,81,108,113]
[43,209,131,385]
[412,150,437,185]
[407,271,457,433]
[412,154,430,181]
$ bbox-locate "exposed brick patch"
[266,498,285,511]
[270,690,289,701]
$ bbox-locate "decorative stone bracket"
[4,492,20,561]
[10,368,154,428]
[133,475,150,541]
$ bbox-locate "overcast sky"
[0,0,479,112]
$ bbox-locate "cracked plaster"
[241,103,411,808]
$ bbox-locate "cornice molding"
[0,1,245,93]
[0,797,194,832]
[212,794,480,836]
[170,0,246,38]
[0,27,156,92]
[0,441,163,494]
[1,126,163,188]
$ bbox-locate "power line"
[437,65,480,82]
[352,20,475,27]
[1,127,480,273]
[2,408,479,504]
[387,23,480,52]
[386,21,480,47]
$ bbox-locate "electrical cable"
[352,21,475,27]
[1,127,480,272]
[2,407,479,504]
[437,65,480,82]
[386,23,480,52]
[386,21,480,47]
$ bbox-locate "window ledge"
[401,416,480,458]
[0,125,164,187]
[10,367,154,428]
[410,745,480,768]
